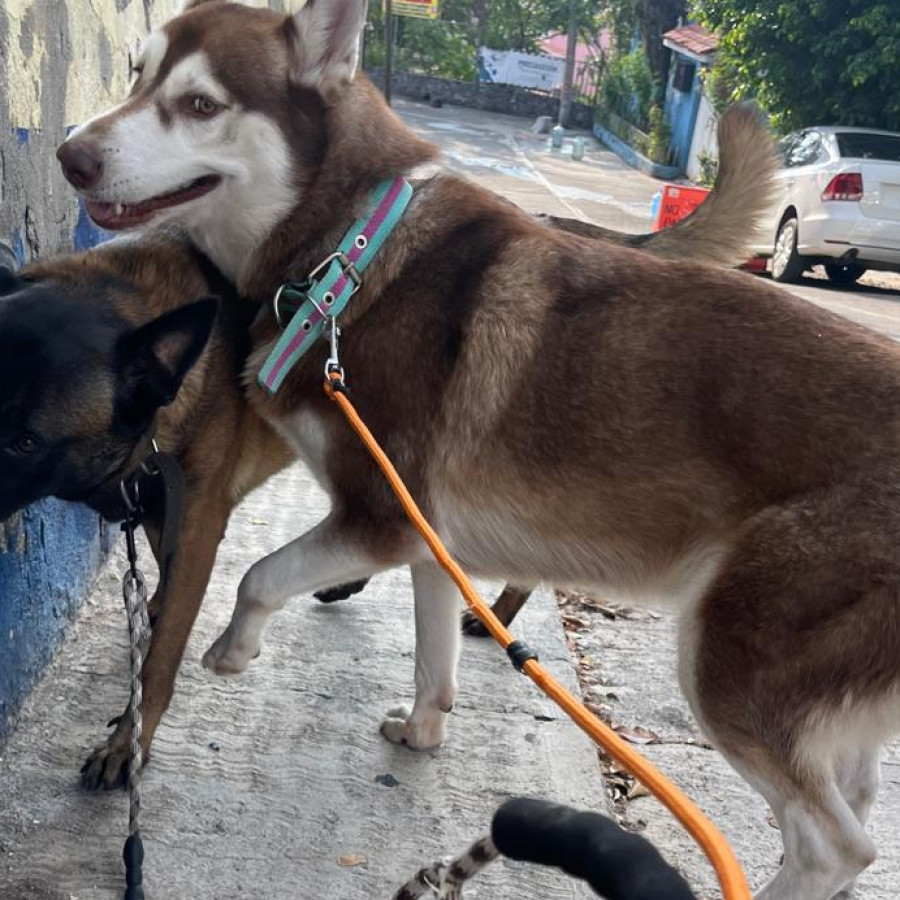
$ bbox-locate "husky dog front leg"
[203,513,401,675]
[381,562,461,750]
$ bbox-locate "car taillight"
[822,172,863,201]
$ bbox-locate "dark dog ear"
[0,267,22,297]
[116,297,219,413]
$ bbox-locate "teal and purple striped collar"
[258,176,413,394]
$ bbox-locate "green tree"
[365,0,479,80]
[483,0,604,52]
[364,0,605,81]
[604,0,687,89]
[694,0,900,131]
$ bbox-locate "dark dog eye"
[190,95,221,118]
[8,434,40,456]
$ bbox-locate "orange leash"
[325,373,751,900]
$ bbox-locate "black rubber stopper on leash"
[123,832,145,900]
[506,639,539,671]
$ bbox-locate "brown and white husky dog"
[58,3,900,897]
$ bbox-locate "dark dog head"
[0,266,217,522]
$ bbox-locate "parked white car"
[752,126,900,283]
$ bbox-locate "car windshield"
[836,132,900,162]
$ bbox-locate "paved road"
[772,274,900,342]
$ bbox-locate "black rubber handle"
[492,798,697,900]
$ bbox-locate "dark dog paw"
[81,731,145,792]
[461,609,490,637]
[314,578,369,604]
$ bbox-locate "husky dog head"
[57,0,435,288]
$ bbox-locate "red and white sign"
[652,184,710,231]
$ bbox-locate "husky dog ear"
[116,297,219,417]
[289,0,368,93]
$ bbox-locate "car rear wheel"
[824,262,866,285]
[771,217,805,283]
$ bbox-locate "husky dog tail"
[540,103,778,269]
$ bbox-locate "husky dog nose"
[57,140,104,190]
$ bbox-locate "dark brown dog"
[0,234,294,789]
[316,102,781,638]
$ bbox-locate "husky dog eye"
[188,95,222,118]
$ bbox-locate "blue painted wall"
[0,121,112,742]
[665,53,703,174]
[0,502,112,742]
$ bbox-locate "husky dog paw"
[380,704,448,750]
[202,626,260,676]
[314,578,370,604]
[81,726,140,792]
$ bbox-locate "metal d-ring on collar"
[272,251,362,332]
[119,439,160,519]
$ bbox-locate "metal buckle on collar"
[271,249,362,332]
[309,250,362,290]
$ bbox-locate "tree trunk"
[637,0,686,100]
[559,0,578,127]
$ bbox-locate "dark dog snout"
[57,140,103,190]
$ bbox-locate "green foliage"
[697,59,734,117]
[694,0,900,132]
[365,2,477,80]
[646,104,673,164]
[364,0,606,82]
[603,0,687,91]
[485,0,605,52]
[697,150,718,187]
[601,45,657,130]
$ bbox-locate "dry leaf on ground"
[613,724,660,745]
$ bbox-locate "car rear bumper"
[798,210,900,269]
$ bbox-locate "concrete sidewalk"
[0,463,603,900]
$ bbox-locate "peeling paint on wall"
[0,0,190,261]
[0,513,27,556]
